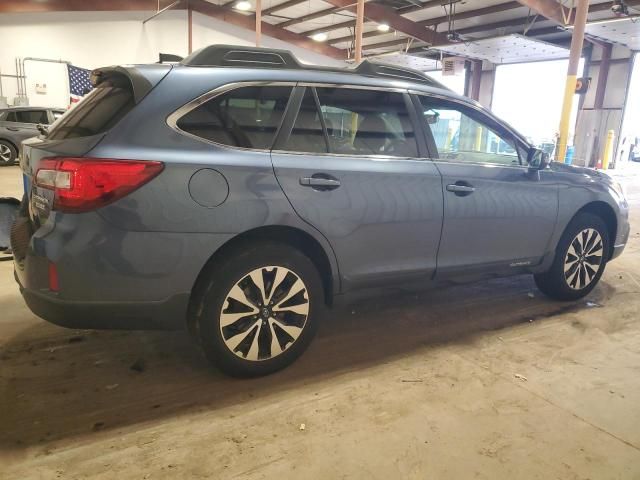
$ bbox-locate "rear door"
[271,85,444,291]
[414,94,558,275]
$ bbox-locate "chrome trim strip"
[167,80,417,157]
[298,82,409,93]
[166,80,525,166]
[271,149,425,162]
[430,159,529,170]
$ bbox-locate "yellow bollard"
[445,127,454,151]
[474,126,482,151]
[602,130,615,170]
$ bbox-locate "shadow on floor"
[0,274,608,450]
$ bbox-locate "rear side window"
[7,110,48,124]
[279,87,418,158]
[47,77,134,140]
[316,88,418,158]
[177,86,292,150]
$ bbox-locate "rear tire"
[534,212,610,301]
[194,241,323,377]
[0,141,17,166]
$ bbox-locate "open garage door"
[491,59,583,159]
[618,53,640,167]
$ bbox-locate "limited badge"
[32,193,49,212]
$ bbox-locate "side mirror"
[36,123,49,136]
[528,148,551,169]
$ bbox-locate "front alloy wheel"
[564,228,604,290]
[220,266,309,361]
[534,212,610,301]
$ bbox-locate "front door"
[414,95,558,275]
[271,86,443,291]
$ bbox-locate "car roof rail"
[353,60,449,90]
[180,44,449,90]
[181,44,303,69]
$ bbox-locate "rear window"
[47,77,134,140]
[176,85,292,150]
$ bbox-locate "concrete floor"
[1,163,640,479]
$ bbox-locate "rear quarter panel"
[87,67,340,294]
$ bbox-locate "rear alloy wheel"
[220,266,310,361]
[0,141,17,166]
[195,242,323,377]
[534,212,610,301]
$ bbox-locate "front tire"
[195,242,323,377]
[0,141,17,166]
[534,212,610,301]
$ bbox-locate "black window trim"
[411,91,532,169]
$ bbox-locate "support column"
[556,0,589,162]
[354,0,365,62]
[594,42,612,109]
[470,60,482,101]
[256,0,262,47]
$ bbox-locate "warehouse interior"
[1,0,640,478]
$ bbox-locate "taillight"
[35,158,164,212]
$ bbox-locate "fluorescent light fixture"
[312,32,328,42]
[235,1,252,11]
[377,23,390,32]
[566,15,640,28]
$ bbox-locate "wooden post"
[556,0,589,162]
[256,0,262,47]
[188,2,193,54]
[354,0,365,62]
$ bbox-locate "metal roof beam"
[189,0,346,59]
[514,0,569,25]
[307,0,449,45]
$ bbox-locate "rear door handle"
[300,175,341,191]
[446,183,475,196]
[6,127,19,131]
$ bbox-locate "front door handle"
[446,182,475,196]
[300,174,341,191]
[6,127,19,132]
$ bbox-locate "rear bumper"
[11,210,230,331]
[18,278,189,330]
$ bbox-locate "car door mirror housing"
[528,148,551,170]
[37,124,49,136]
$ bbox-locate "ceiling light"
[377,24,390,32]
[312,32,328,42]
[566,15,640,28]
[234,1,252,11]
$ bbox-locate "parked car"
[0,106,66,165]
[11,45,630,377]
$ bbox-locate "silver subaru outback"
[11,45,629,377]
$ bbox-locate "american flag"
[67,65,92,105]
